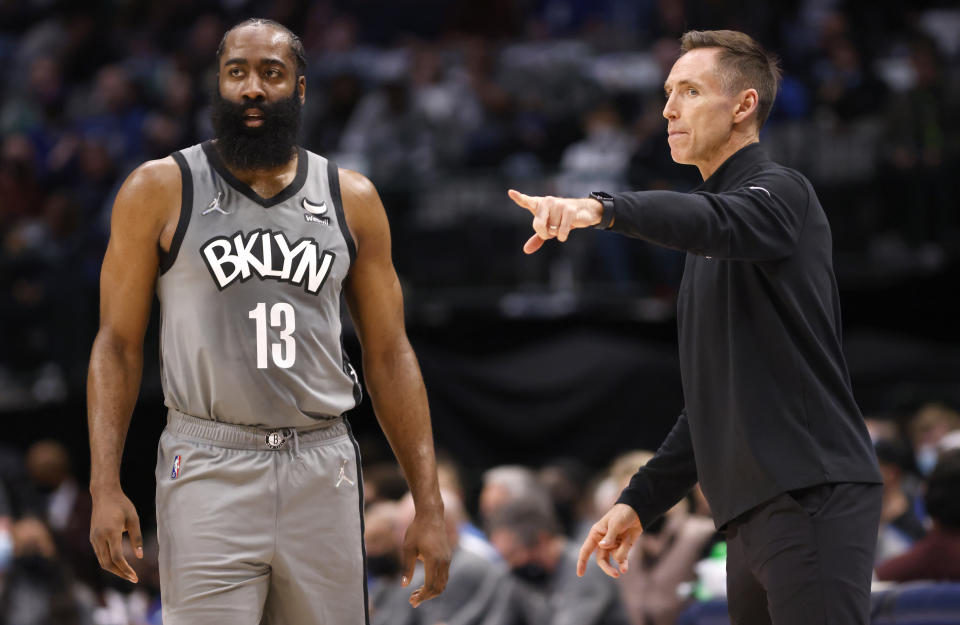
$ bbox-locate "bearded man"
[86,19,450,624]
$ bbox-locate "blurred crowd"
[1,0,959,404]
[1,400,959,624]
[2,1,960,621]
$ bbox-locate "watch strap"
[591,192,615,230]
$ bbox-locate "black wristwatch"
[590,191,615,230]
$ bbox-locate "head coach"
[509,29,883,625]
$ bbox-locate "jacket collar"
[693,142,770,193]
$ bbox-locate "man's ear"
[298,75,306,104]
[733,88,759,125]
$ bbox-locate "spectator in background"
[142,71,196,160]
[479,465,542,528]
[436,456,501,563]
[0,55,67,159]
[874,439,926,564]
[0,515,10,576]
[22,440,99,592]
[538,458,590,538]
[0,445,30,519]
[303,71,363,155]
[876,449,960,582]
[486,498,629,625]
[339,76,436,196]
[409,40,484,167]
[74,64,146,173]
[364,461,412,508]
[557,103,635,198]
[0,134,42,229]
[908,402,960,477]
[460,37,513,169]
[378,489,506,625]
[0,185,87,394]
[555,102,642,291]
[69,138,119,221]
[0,137,49,378]
[365,501,405,620]
[0,516,95,625]
[881,36,960,248]
[811,27,887,122]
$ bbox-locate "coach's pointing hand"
[508,189,603,254]
[90,487,143,583]
[577,503,643,579]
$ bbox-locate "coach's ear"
[733,88,759,125]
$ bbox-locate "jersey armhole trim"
[159,151,193,275]
[328,159,357,264]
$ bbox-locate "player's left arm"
[340,168,450,607]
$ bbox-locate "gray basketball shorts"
[155,409,369,625]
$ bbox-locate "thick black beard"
[210,90,302,170]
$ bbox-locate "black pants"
[724,482,882,625]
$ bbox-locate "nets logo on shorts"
[170,455,181,480]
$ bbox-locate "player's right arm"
[88,157,181,583]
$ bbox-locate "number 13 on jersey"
[249,302,296,369]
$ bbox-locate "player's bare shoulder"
[112,156,183,251]
[337,168,389,246]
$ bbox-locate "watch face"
[592,192,613,200]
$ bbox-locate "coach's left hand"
[508,189,603,254]
[577,503,643,578]
[401,509,451,607]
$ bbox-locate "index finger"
[577,526,604,576]
[107,534,138,583]
[507,189,540,214]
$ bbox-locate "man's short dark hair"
[925,448,960,528]
[680,29,782,130]
[875,439,912,473]
[216,18,307,78]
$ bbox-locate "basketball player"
[509,31,882,625]
[87,19,450,623]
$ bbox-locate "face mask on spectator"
[916,445,938,476]
[13,553,60,583]
[366,553,400,578]
[0,528,12,573]
[511,562,550,587]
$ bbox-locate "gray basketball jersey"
[157,141,361,427]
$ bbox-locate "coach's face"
[218,25,305,118]
[662,48,744,176]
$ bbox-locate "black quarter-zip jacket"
[611,143,882,529]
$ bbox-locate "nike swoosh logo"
[303,198,328,215]
[748,186,771,198]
